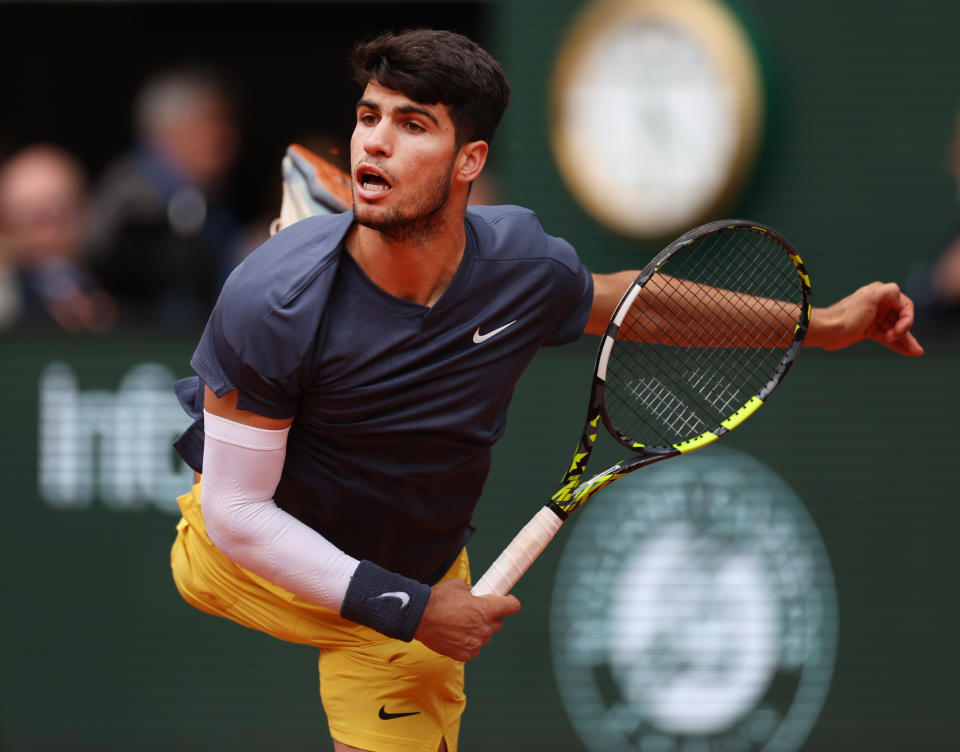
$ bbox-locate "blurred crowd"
[4,62,954,340]
[905,107,960,340]
[0,62,499,337]
[0,65,270,334]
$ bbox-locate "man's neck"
[346,218,466,309]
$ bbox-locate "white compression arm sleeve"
[200,410,359,611]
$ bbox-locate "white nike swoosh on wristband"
[473,320,517,344]
[370,591,411,609]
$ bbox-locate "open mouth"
[355,165,392,194]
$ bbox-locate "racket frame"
[471,220,811,597]
[549,219,810,519]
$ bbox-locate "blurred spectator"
[932,110,960,303]
[87,65,247,328]
[0,144,116,333]
[0,234,21,328]
[907,108,960,338]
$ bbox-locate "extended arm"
[587,272,923,356]
[802,280,923,356]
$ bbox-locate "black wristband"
[339,560,431,642]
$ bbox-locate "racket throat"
[548,463,628,517]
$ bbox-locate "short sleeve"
[190,212,351,418]
[466,205,595,349]
[543,232,594,346]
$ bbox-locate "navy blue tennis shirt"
[174,205,594,583]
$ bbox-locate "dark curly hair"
[351,29,511,147]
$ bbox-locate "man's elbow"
[200,487,258,557]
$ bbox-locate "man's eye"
[404,121,425,133]
[359,113,378,125]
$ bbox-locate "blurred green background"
[1,1,958,750]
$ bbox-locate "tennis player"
[169,29,922,752]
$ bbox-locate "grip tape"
[470,506,564,596]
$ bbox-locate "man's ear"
[455,140,489,184]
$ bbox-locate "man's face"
[350,81,460,240]
[160,94,240,191]
[0,151,88,266]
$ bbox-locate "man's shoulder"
[467,203,538,231]
[222,212,352,308]
[243,212,352,271]
[466,204,580,272]
[207,213,351,368]
[466,204,547,255]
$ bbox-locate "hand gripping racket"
[471,219,812,596]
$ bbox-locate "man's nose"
[363,121,392,157]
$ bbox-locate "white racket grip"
[471,506,564,596]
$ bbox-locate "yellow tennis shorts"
[170,483,467,752]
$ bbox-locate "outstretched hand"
[807,281,924,356]
[414,578,521,662]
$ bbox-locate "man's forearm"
[201,411,431,640]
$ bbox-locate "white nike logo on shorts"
[473,320,517,343]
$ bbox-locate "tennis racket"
[271,143,352,234]
[471,219,811,597]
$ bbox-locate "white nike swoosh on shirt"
[473,320,518,344]
[370,591,411,609]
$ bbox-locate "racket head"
[597,219,810,456]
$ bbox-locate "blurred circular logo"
[550,446,837,752]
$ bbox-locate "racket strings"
[637,231,797,349]
[625,373,707,437]
[691,230,797,344]
[606,227,803,447]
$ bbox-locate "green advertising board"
[0,333,957,750]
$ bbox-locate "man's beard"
[353,162,454,243]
